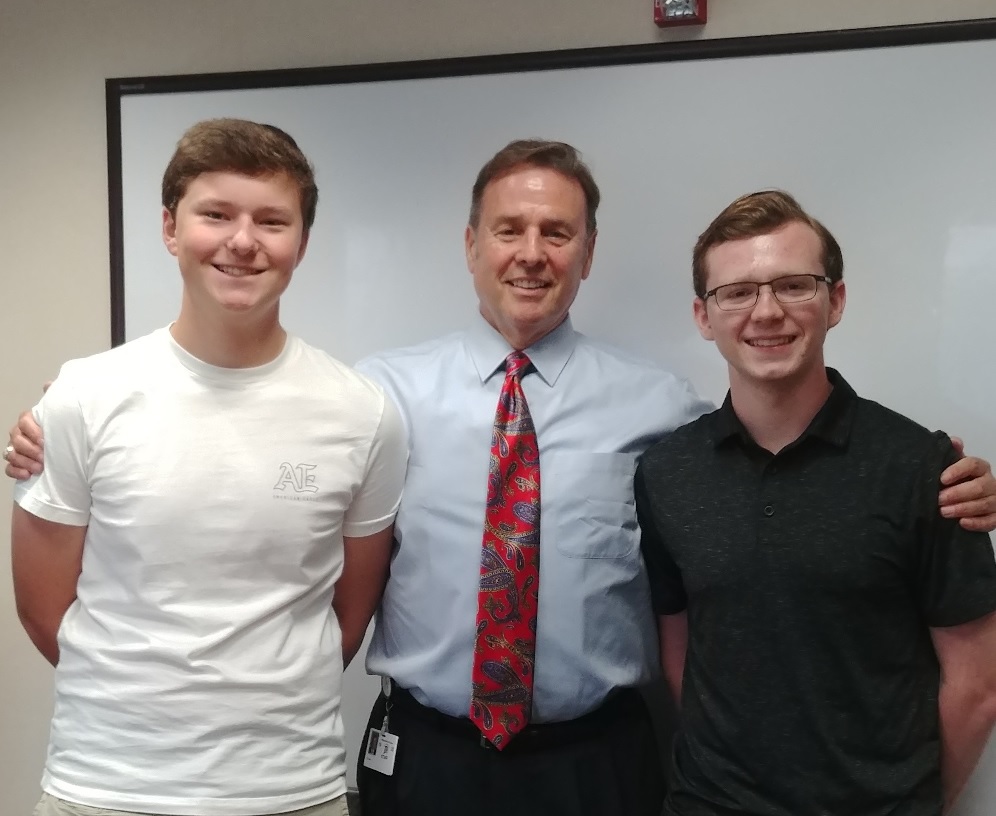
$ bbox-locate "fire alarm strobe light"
[655,0,707,28]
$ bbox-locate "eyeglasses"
[703,274,834,311]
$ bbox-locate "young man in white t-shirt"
[10,119,408,816]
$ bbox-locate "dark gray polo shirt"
[635,368,996,816]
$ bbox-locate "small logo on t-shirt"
[273,462,319,501]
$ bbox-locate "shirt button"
[763,505,775,517]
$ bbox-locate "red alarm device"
[654,0,707,27]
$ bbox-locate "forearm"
[11,505,85,667]
[336,603,375,669]
[664,656,684,704]
[938,682,996,813]
[334,528,393,668]
[660,612,688,706]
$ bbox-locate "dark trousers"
[357,687,666,816]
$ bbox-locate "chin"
[733,360,799,387]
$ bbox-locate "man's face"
[162,171,308,324]
[466,165,596,350]
[693,220,845,392]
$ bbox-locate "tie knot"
[505,352,531,379]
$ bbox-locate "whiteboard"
[110,22,996,809]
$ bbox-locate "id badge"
[363,727,399,775]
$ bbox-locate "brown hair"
[692,190,843,297]
[161,118,319,231]
[468,139,600,235]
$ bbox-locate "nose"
[751,284,785,320]
[227,218,259,255]
[515,228,546,267]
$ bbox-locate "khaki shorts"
[32,791,349,816]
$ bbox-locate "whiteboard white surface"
[114,30,996,809]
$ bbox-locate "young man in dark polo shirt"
[635,190,996,816]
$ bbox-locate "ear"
[580,228,597,281]
[162,208,179,257]
[827,280,846,330]
[464,224,477,273]
[693,297,715,341]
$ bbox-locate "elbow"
[969,666,996,727]
[15,605,60,666]
[15,601,42,641]
[978,684,996,730]
[943,672,996,730]
[20,629,59,667]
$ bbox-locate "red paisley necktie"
[469,351,541,749]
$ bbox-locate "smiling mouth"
[508,280,548,290]
[746,336,794,348]
[215,265,263,278]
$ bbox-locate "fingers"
[5,445,44,476]
[949,436,965,458]
[939,472,994,506]
[939,455,990,486]
[4,458,37,481]
[17,410,44,447]
[940,488,996,531]
[961,516,996,533]
[958,512,996,534]
[4,437,42,479]
[938,454,996,534]
[6,414,44,479]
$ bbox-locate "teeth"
[510,280,546,289]
[217,265,257,278]
[748,338,791,347]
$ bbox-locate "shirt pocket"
[544,451,640,559]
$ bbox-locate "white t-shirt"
[13,328,408,816]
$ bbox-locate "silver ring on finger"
[3,444,14,462]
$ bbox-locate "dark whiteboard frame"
[104,17,996,346]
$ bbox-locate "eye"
[779,278,809,293]
[725,285,756,300]
[204,210,226,220]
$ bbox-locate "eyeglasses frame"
[702,273,836,311]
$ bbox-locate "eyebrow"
[491,214,575,231]
[194,199,295,218]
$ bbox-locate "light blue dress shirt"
[357,315,712,722]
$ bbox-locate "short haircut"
[468,139,600,235]
[161,118,319,231]
[692,190,844,298]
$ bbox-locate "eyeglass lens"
[715,275,819,310]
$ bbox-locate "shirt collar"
[465,313,577,387]
[709,367,857,450]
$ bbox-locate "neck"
[729,366,832,454]
[170,307,286,369]
[482,309,567,352]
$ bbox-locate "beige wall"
[1,0,992,809]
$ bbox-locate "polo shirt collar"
[465,313,576,387]
[709,368,857,451]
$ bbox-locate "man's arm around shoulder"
[11,505,85,665]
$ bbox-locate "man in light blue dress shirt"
[354,139,710,816]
